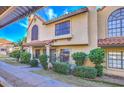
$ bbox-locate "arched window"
[31,25,38,40]
[108,8,124,37]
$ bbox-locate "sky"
[0,6,86,42]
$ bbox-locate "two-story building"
[26,6,124,77]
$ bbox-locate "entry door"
[50,49,56,62]
[35,49,40,58]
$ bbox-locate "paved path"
[0,61,74,87]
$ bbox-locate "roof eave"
[44,8,88,25]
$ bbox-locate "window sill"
[54,34,72,40]
[107,67,124,72]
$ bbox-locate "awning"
[0,6,44,28]
[98,37,124,47]
[24,40,53,47]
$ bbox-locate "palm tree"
[13,37,27,52]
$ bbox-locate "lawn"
[32,69,122,87]
[0,54,27,66]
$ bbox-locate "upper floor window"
[55,21,70,36]
[108,8,124,37]
[31,25,38,40]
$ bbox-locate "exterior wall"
[27,13,89,45]
[26,7,98,67]
[0,45,14,55]
[97,6,124,77]
[32,45,95,66]
[27,6,124,77]
[27,16,53,43]
[103,47,124,77]
[98,6,124,39]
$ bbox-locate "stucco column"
[29,46,33,60]
[45,45,50,63]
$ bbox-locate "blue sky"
[0,6,86,42]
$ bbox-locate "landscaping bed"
[0,55,27,66]
[32,69,122,87]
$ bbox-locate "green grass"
[32,69,121,87]
[0,54,27,66]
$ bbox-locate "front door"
[50,49,56,62]
[35,49,40,58]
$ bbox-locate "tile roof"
[24,40,53,47]
[44,8,88,25]
[98,37,124,47]
[0,38,13,46]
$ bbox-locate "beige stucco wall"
[27,7,98,52]
[97,6,124,77]
[98,6,124,39]
[32,45,95,66]
[103,47,124,77]
[27,6,98,66]
[27,13,89,45]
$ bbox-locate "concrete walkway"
[0,61,74,87]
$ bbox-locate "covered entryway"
[25,40,54,63]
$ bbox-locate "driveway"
[0,61,74,87]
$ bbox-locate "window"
[0,48,6,51]
[108,8,124,37]
[31,25,38,40]
[60,49,70,62]
[55,21,70,36]
[108,51,124,69]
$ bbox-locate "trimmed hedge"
[89,48,105,77]
[30,59,39,67]
[39,54,48,70]
[53,62,70,75]
[95,65,103,76]
[20,52,31,64]
[72,52,87,66]
[73,66,97,79]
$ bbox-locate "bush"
[9,50,20,61]
[20,52,31,64]
[39,54,48,70]
[73,66,97,79]
[30,59,39,67]
[95,65,103,76]
[89,48,105,77]
[53,62,70,75]
[89,48,105,65]
[72,52,87,66]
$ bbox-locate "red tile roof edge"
[98,37,124,47]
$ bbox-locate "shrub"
[72,52,87,66]
[89,48,105,77]
[30,59,39,67]
[73,66,97,79]
[9,50,20,61]
[53,62,70,74]
[95,65,103,76]
[20,52,31,64]
[39,54,48,70]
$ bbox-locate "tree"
[72,52,87,66]
[89,48,105,76]
[13,37,27,52]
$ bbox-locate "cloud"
[63,9,69,14]
[19,23,28,28]
[44,8,57,20]
[19,18,28,28]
